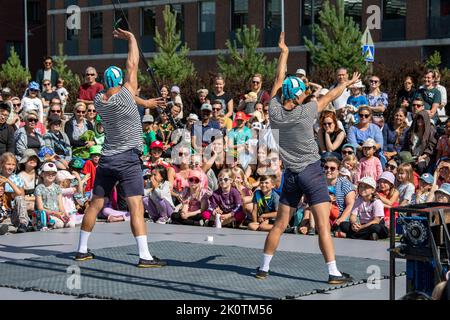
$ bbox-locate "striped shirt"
[269,97,320,173]
[94,86,143,156]
[334,177,355,216]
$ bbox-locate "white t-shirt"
[351,197,384,224]
[21,96,44,122]
[43,69,52,82]
[330,84,350,111]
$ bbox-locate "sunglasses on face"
[76,110,86,114]
[29,89,38,93]
[370,80,379,84]
[218,177,230,183]
[44,62,52,65]
[188,177,200,184]
[386,164,397,170]
[43,83,51,86]
[86,73,95,77]
[342,150,353,155]
[413,104,423,107]
[87,109,96,113]
[51,109,61,113]
[359,113,371,118]
[27,118,38,123]
[324,166,337,172]
[323,122,333,126]
[252,81,260,84]
[212,108,222,111]
[13,103,21,107]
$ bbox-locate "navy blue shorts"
[93,149,144,198]
[279,161,330,208]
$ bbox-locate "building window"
[344,0,362,27]
[27,0,41,25]
[301,0,324,43]
[90,12,103,39]
[231,0,248,31]
[142,7,156,37]
[114,9,129,30]
[200,1,216,33]
[170,4,185,37]
[265,0,282,30]
[429,0,450,38]
[382,0,406,41]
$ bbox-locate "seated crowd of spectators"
[0,56,448,242]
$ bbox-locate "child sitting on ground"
[231,167,253,220]
[170,170,209,226]
[143,165,175,224]
[34,162,73,229]
[205,169,244,228]
[412,173,433,204]
[248,175,279,232]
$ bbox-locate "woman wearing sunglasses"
[318,110,346,160]
[14,111,45,163]
[64,102,94,151]
[366,76,389,128]
[382,107,409,162]
[347,106,383,158]
[237,74,271,115]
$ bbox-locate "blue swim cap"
[282,76,306,100]
[104,66,123,89]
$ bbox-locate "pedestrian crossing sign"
[362,45,375,62]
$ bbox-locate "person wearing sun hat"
[21,82,44,123]
[376,171,399,226]
[411,172,434,204]
[256,32,361,283]
[339,176,388,240]
[228,111,252,159]
[433,183,450,203]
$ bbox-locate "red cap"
[151,140,164,150]
[235,111,249,121]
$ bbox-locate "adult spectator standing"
[64,102,94,151]
[434,70,448,125]
[0,103,15,156]
[35,56,59,89]
[169,86,183,120]
[418,70,441,121]
[7,96,22,129]
[366,75,389,128]
[256,32,359,283]
[324,157,356,230]
[237,74,270,115]
[75,28,167,268]
[208,75,234,118]
[21,82,44,123]
[330,68,351,111]
[77,67,104,105]
[383,107,409,162]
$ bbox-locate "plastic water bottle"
[215,213,222,228]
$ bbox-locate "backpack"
[32,210,55,230]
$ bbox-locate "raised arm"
[113,28,139,95]
[317,72,361,113]
[270,32,289,98]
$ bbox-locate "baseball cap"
[188,170,202,180]
[378,171,396,185]
[19,149,39,164]
[1,87,11,96]
[90,145,102,155]
[70,157,86,169]
[296,68,306,76]
[235,111,249,121]
[38,147,55,161]
[342,143,356,153]
[436,183,450,197]
[420,173,434,185]
[41,162,57,173]
[201,103,212,112]
[171,86,180,94]
[359,176,376,189]
[350,81,365,89]
[187,113,199,121]
[28,81,40,91]
[56,170,75,182]
[151,140,164,150]
[142,115,154,123]
[282,76,306,100]
[362,138,376,148]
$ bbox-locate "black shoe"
[255,267,269,280]
[328,272,353,284]
[16,224,27,234]
[137,256,167,268]
[74,250,95,262]
[0,224,8,235]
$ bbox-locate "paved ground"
[0,222,406,300]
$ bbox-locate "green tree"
[425,50,442,69]
[53,43,81,109]
[0,47,31,95]
[217,25,277,84]
[151,5,195,85]
[304,0,366,73]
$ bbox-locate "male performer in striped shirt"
[74,28,166,268]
